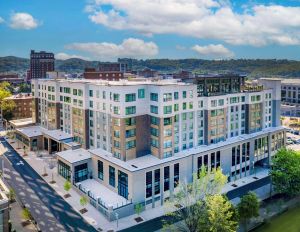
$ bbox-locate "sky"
[1,0,300,61]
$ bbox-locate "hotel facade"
[15,76,285,220]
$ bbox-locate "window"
[174,104,179,112]
[125,93,136,102]
[125,117,136,126]
[218,99,224,106]
[164,117,172,126]
[163,140,172,148]
[164,166,170,191]
[89,90,93,97]
[146,171,152,198]
[126,140,136,149]
[151,116,159,125]
[150,93,158,101]
[164,106,172,114]
[113,93,120,102]
[73,89,78,95]
[163,93,172,102]
[114,130,120,138]
[174,163,179,187]
[97,160,103,180]
[174,92,179,100]
[89,101,93,108]
[113,106,120,115]
[114,140,120,148]
[118,171,128,199]
[125,106,136,115]
[151,138,159,148]
[151,127,159,137]
[150,105,158,114]
[182,91,187,98]
[154,169,160,195]
[109,166,115,187]
[138,89,145,98]
[126,129,136,138]
[183,102,187,110]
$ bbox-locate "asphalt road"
[120,175,271,232]
[0,137,97,232]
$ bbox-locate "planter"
[134,216,144,223]
[79,208,88,214]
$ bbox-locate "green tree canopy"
[164,167,229,232]
[80,195,88,207]
[206,194,239,232]
[270,148,300,196]
[238,192,260,232]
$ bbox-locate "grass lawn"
[254,205,300,232]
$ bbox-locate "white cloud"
[66,38,159,60]
[86,0,300,46]
[192,44,234,58]
[10,12,40,30]
[0,17,4,24]
[55,53,91,61]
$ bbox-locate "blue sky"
[0,0,300,61]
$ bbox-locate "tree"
[206,195,239,232]
[0,82,15,120]
[8,188,15,202]
[22,208,32,222]
[134,203,144,216]
[270,148,300,196]
[18,83,31,93]
[64,180,71,197]
[163,167,227,232]
[237,192,260,232]
[80,195,88,208]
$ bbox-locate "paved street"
[0,137,97,232]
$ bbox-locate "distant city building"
[0,73,23,85]
[46,71,67,79]
[83,68,124,80]
[173,70,193,80]
[29,50,55,79]
[136,68,158,78]
[99,62,129,73]
[3,93,33,119]
[281,79,300,117]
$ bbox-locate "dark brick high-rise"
[29,50,55,79]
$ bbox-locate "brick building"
[3,93,33,119]
[29,50,55,79]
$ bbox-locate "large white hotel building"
[15,75,285,219]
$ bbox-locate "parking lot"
[286,132,300,150]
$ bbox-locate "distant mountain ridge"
[1,56,300,78]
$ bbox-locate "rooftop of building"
[9,118,34,128]
[34,78,190,86]
[57,148,91,164]
[16,125,42,137]
[16,126,73,141]
[281,79,300,85]
[89,126,285,172]
[4,93,32,100]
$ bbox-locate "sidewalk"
[3,136,272,231]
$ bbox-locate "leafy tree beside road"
[270,148,300,196]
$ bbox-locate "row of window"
[146,163,179,198]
